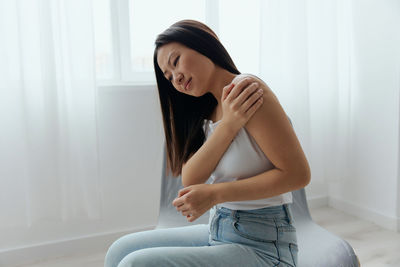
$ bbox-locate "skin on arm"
[173,75,310,222]
[181,78,264,187]
[211,75,311,204]
[181,121,236,187]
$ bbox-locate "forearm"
[211,168,310,204]
[182,121,238,187]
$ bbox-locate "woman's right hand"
[220,77,264,133]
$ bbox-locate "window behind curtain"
[92,0,261,84]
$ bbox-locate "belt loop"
[284,204,294,224]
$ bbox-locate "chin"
[186,89,197,97]
[191,91,203,98]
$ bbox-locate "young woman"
[105,19,310,267]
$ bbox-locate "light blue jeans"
[104,204,298,267]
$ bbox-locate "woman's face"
[157,42,215,96]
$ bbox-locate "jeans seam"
[289,243,297,266]
[283,204,293,224]
[210,211,219,240]
[273,218,280,266]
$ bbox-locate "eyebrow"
[162,52,174,78]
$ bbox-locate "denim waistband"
[214,204,294,224]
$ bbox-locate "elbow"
[181,170,189,187]
[181,170,207,187]
[287,165,311,190]
[301,171,311,188]
[181,177,191,188]
[181,170,195,187]
[181,178,197,188]
[296,158,311,188]
[298,166,311,188]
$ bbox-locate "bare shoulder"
[241,74,311,182]
[232,73,276,98]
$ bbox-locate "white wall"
[0,85,165,266]
[97,85,163,230]
[3,76,399,266]
[326,0,400,232]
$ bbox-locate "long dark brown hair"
[153,20,240,177]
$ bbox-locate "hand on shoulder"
[231,73,274,98]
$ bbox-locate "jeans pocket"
[232,218,277,243]
[289,243,298,266]
[209,212,220,239]
[276,219,298,247]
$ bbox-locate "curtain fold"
[259,0,400,192]
[0,0,101,235]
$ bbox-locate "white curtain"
[259,0,400,192]
[0,0,101,240]
[1,0,399,258]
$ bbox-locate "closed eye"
[174,55,179,66]
[167,56,180,82]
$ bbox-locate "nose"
[173,73,184,86]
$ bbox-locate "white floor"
[310,206,400,267]
[15,206,400,267]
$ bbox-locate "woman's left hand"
[172,184,217,222]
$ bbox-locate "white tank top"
[202,119,292,210]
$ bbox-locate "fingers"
[178,187,191,197]
[172,197,185,207]
[173,197,188,212]
[174,203,195,219]
[222,83,235,101]
[224,78,254,102]
[179,208,202,222]
[175,203,186,212]
[240,87,263,113]
[232,82,260,107]
[188,215,197,222]
[185,212,197,222]
[177,207,196,222]
[245,93,264,116]
[180,209,191,216]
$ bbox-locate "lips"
[185,78,192,91]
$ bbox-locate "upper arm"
[242,75,311,185]
[182,152,194,172]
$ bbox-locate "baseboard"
[306,195,399,233]
[306,195,329,209]
[2,196,398,266]
[0,225,156,267]
[329,196,398,232]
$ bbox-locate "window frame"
[97,0,219,86]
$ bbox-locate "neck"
[208,67,238,106]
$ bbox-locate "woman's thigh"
[117,243,276,267]
[104,224,209,267]
[209,205,298,267]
